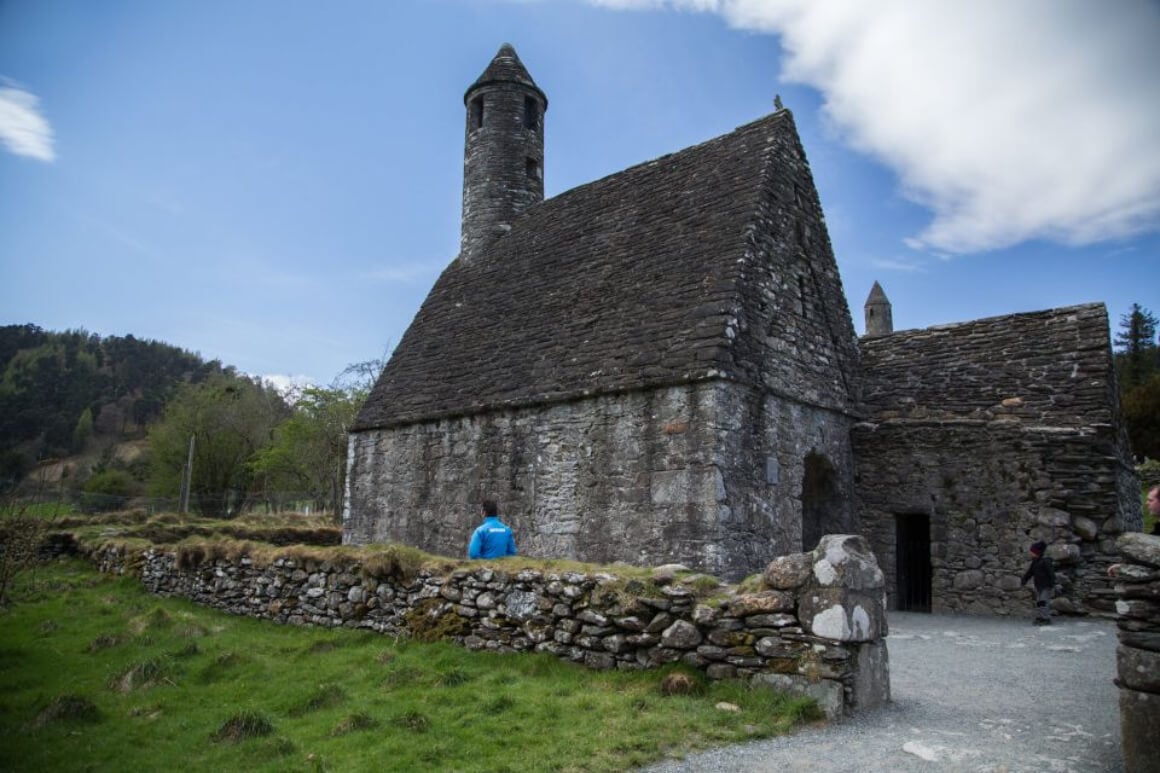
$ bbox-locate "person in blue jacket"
[468,498,517,559]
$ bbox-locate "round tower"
[864,281,894,337]
[460,43,547,263]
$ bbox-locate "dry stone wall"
[91,534,890,719]
[1110,533,1160,773]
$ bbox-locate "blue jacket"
[468,516,517,559]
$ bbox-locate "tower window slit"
[471,97,484,130]
[523,96,538,130]
[526,157,541,181]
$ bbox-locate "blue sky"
[2,0,1158,388]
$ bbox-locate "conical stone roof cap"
[465,43,547,106]
[865,281,890,305]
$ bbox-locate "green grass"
[0,500,78,519]
[0,560,820,772]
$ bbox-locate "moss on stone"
[404,599,471,643]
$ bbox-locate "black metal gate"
[895,513,932,612]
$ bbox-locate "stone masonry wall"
[855,303,1140,615]
[1110,533,1160,773]
[346,380,857,582]
[854,420,1135,616]
[90,535,890,719]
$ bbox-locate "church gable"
[355,111,848,431]
[727,123,860,413]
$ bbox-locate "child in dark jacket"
[1021,541,1056,625]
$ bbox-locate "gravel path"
[646,612,1122,772]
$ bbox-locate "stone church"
[346,45,1140,615]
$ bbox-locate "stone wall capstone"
[90,534,890,719]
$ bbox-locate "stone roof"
[465,43,547,106]
[355,111,814,431]
[859,303,1114,426]
[865,281,889,305]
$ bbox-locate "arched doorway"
[800,452,847,552]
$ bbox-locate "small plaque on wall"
[766,456,779,485]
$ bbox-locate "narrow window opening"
[470,97,484,130]
[523,96,538,130]
[796,219,810,245]
[798,275,809,318]
[793,183,804,207]
[525,157,541,181]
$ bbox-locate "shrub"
[79,470,138,513]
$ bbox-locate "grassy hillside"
[0,559,819,772]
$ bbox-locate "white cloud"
[260,373,316,400]
[0,85,55,162]
[871,257,925,273]
[588,0,719,9]
[587,0,1160,254]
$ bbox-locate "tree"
[147,373,287,517]
[332,356,387,396]
[72,407,93,453]
[249,386,362,517]
[249,355,386,518]
[1114,304,1159,390]
[1122,375,1160,461]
